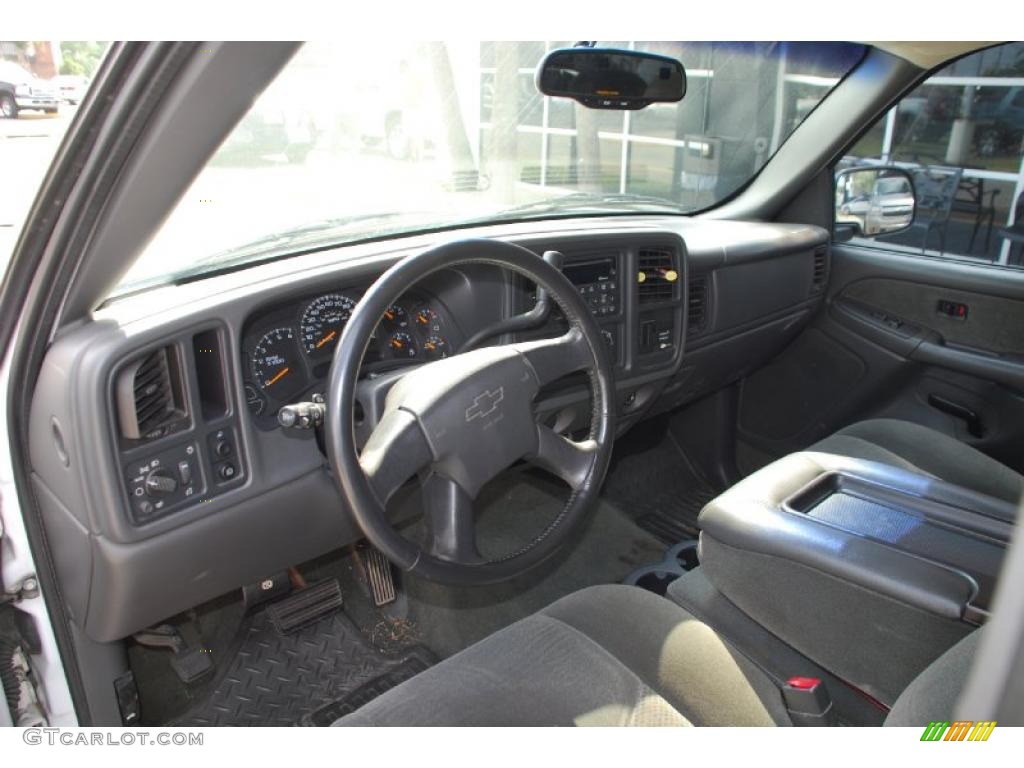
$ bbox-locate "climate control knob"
[145,468,178,496]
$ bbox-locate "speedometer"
[300,294,356,355]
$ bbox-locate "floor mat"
[173,608,434,727]
[302,655,432,726]
[602,424,720,543]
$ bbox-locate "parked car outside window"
[0,61,60,118]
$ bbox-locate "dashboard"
[241,289,461,427]
[28,217,829,643]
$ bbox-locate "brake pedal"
[267,579,343,635]
[365,548,397,607]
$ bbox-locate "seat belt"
[784,676,837,726]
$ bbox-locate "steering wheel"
[325,238,616,585]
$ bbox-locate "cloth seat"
[809,418,1024,507]
[334,584,980,727]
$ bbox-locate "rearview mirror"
[536,47,686,110]
[835,166,917,239]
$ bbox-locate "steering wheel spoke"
[329,237,614,584]
[513,327,592,388]
[421,474,483,563]
[528,425,598,491]
[359,409,433,505]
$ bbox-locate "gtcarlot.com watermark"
[23,728,203,747]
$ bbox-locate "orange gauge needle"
[424,342,436,351]
[315,330,337,349]
[265,367,290,387]
[390,339,403,349]
[384,310,395,321]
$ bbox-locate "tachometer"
[301,293,356,355]
[251,327,303,398]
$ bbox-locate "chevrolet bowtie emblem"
[465,387,505,422]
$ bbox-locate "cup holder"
[672,540,700,570]
[623,540,699,596]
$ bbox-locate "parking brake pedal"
[365,548,397,606]
[132,625,214,685]
[266,579,344,635]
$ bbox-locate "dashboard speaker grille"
[687,274,709,336]
[637,248,678,304]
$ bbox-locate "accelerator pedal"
[267,579,343,635]
[365,548,397,606]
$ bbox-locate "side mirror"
[834,166,917,238]
[535,47,686,110]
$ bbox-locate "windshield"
[114,41,865,296]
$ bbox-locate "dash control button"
[217,462,237,481]
[178,461,192,485]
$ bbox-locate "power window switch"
[937,299,969,321]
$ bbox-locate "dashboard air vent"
[687,274,709,336]
[637,248,678,304]
[811,246,828,291]
[116,347,186,441]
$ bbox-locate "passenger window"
[840,42,1024,268]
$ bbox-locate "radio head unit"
[563,257,619,318]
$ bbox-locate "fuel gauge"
[381,304,409,329]
[385,331,419,360]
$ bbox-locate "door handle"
[927,393,984,438]
[912,340,1024,393]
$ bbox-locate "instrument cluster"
[241,290,457,424]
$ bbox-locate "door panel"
[736,242,1024,475]
[841,277,1024,356]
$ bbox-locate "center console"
[688,451,1013,705]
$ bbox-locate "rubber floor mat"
[302,654,433,725]
[173,608,434,727]
[602,429,719,543]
